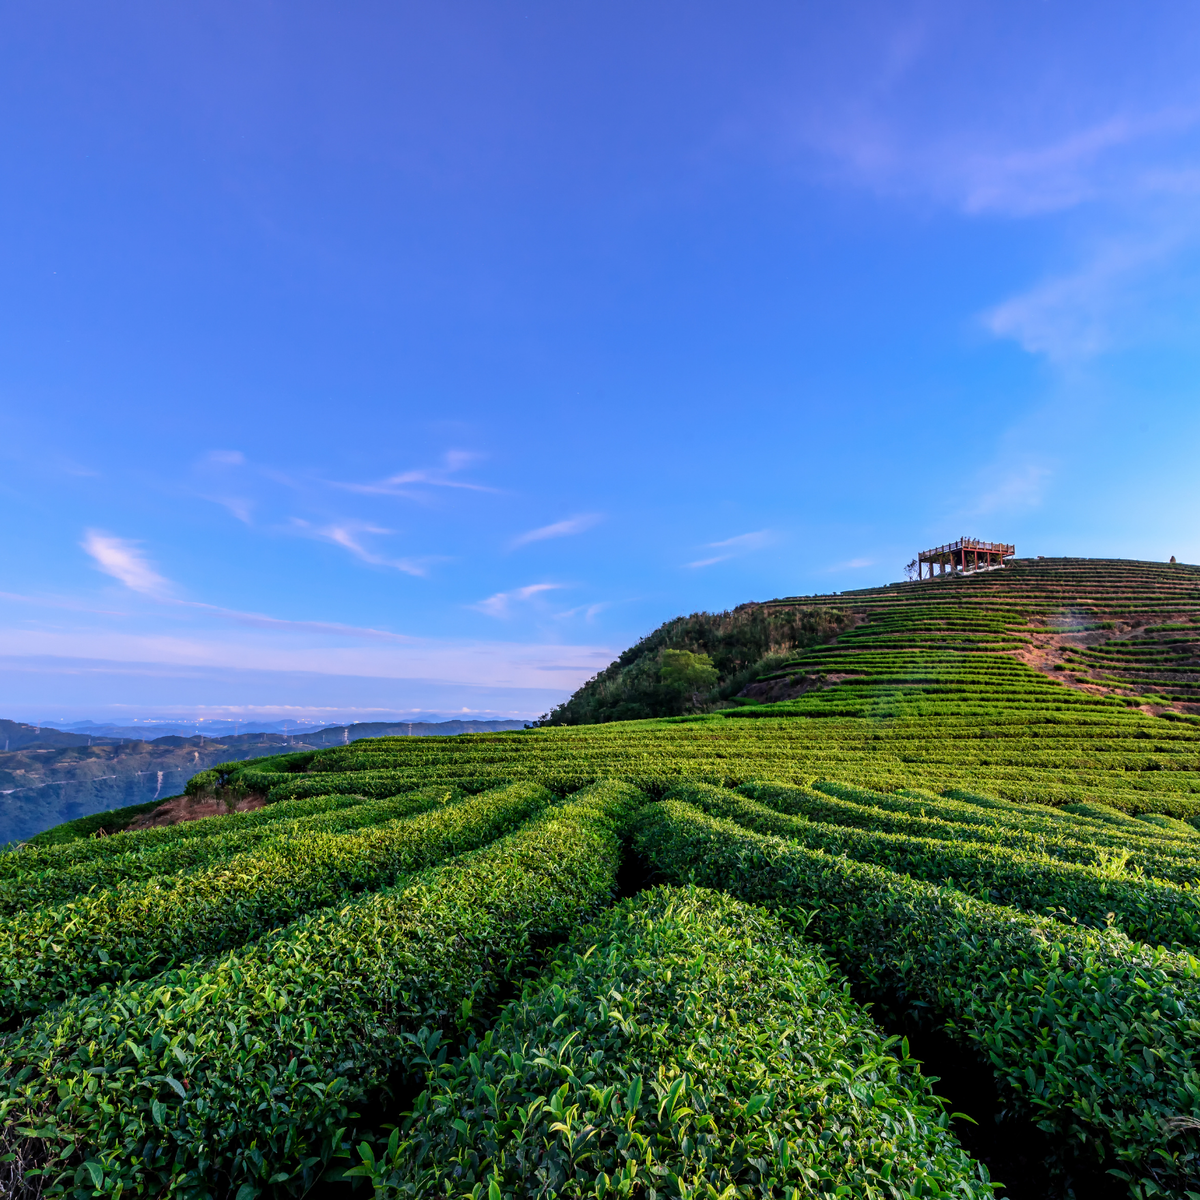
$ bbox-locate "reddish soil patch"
[1012,612,1200,716]
[124,791,267,830]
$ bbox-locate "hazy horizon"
[5,709,534,730]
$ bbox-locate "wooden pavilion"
[917,537,1014,580]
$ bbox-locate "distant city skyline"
[4,1,1200,719]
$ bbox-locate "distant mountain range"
[37,719,332,740]
[24,714,497,740]
[0,717,527,845]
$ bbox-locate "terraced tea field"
[2,558,1199,1198]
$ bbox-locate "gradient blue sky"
[4,1,1200,724]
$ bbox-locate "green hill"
[539,602,854,722]
[2,557,1199,1197]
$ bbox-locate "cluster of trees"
[537,604,852,725]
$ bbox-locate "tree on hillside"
[659,649,719,708]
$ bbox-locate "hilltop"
[550,555,1200,724]
[750,554,1200,719]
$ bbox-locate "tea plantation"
[3,558,1200,1199]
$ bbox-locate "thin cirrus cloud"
[510,513,603,549]
[984,104,1200,215]
[82,531,173,597]
[686,530,773,569]
[184,604,420,642]
[815,94,1200,364]
[290,519,436,577]
[772,12,1200,220]
[193,449,256,525]
[217,497,255,524]
[949,109,1199,217]
[472,583,564,618]
[334,450,496,498]
[797,41,1200,218]
[958,119,1134,216]
[0,626,613,691]
[972,461,1053,516]
[553,602,608,622]
[981,228,1191,362]
[80,531,421,643]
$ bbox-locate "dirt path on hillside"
[1013,613,1200,716]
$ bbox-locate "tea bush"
[353,886,996,1198]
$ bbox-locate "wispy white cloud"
[789,78,1200,366]
[193,450,256,524]
[972,462,1053,516]
[214,496,254,524]
[820,556,875,574]
[0,590,133,618]
[472,583,564,618]
[686,530,773,568]
[792,47,1200,216]
[77,530,423,641]
[510,513,603,549]
[56,458,101,479]
[709,531,773,551]
[982,231,1185,361]
[955,111,1200,216]
[553,602,609,622]
[179,599,420,642]
[290,519,437,576]
[82,532,173,597]
[0,627,612,690]
[335,450,496,498]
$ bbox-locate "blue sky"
[3,1,1200,724]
